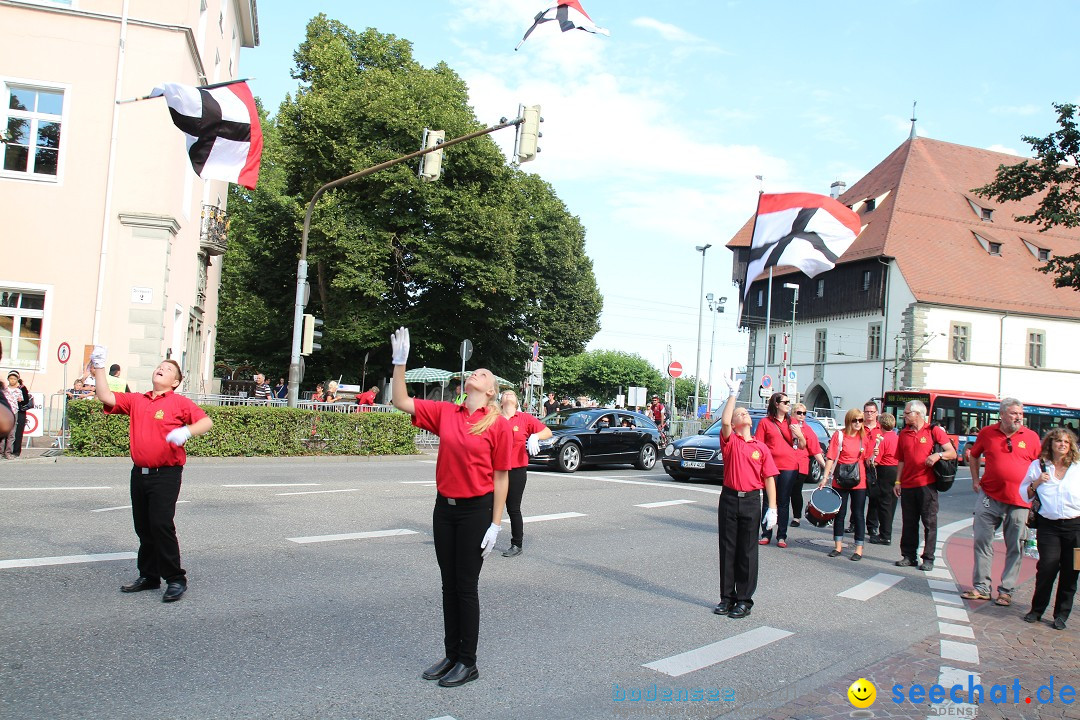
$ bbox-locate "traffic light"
[418,128,445,182]
[301,314,323,355]
[515,104,542,163]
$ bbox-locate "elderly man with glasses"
[894,400,956,571]
[961,398,1042,606]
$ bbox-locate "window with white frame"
[950,323,970,362]
[815,328,826,363]
[816,279,825,297]
[3,82,65,180]
[862,270,872,291]
[767,334,776,365]
[1027,331,1044,369]
[0,287,46,368]
[757,289,763,307]
[867,323,882,360]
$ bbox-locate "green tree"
[973,102,1080,290]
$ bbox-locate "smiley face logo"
[847,678,876,708]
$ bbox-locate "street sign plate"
[57,342,71,364]
[668,361,683,378]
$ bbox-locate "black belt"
[132,465,179,475]
[722,487,760,498]
[437,492,493,507]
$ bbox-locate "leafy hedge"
[66,400,418,457]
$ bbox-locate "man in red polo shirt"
[714,375,778,620]
[894,400,956,571]
[962,398,1041,606]
[91,347,212,603]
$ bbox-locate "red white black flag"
[150,80,262,189]
[516,0,610,50]
[743,193,862,298]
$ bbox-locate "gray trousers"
[971,491,1029,595]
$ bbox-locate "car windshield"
[545,412,592,429]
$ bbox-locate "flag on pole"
[516,0,610,50]
[742,192,862,298]
[150,80,262,189]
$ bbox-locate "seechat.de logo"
[848,678,877,708]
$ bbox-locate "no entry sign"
[667,361,683,378]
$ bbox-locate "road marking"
[223,483,321,487]
[837,573,903,601]
[500,512,587,525]
[401,481,436,484]
[0,486,112,491]
[593,477,723,496]
[931,591,962,606]
[935,606,970,622]
[933,667,981,719]
[277,488,361,496]
[925,567,953,579]
[643,627,793,677]
[938,622,975,639]
[92,500,190,513]
[287,529,419,544]
[0,552,136,570]
[939,640,980,665]
[636,499,697,509]
[927,579,958,592]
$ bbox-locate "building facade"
[728,135,1080,416]
[1,0,258,422]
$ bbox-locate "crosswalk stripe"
[500,512,587,524]
[0,486,111,491]
[0,552,136,570]
[935,605,970,622]
[938,622,975,639]
[277,488,361,496]
[636,499,696,508]
[837,573,903,601]
[287,529,419,544]
[939,640,980,665]
[643,627,793,677]
[223,483,321,487]
[927,579,958,592]
[932,591,963,606]
[92,500,190,513]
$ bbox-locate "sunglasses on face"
[794,410,806,416]
[853,419,864,424]
[778,400,790,405]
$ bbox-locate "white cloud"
[632,17,702,44]
[985,143,1024,157]
[989,104,1041,116]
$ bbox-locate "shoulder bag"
[831,435,863,491]
[932,425,957,492]
[1027,459,1045,529]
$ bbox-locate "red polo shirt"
[826,432,872,490]
[412,399,512,498]
[754,416,801,471]
[968,423,1041,507]
[356,390,377,405]
[505,411,547,469]
[877,431,899,466]
[791,421,821,474]
[104,390,207,468]
[896,424,950,488]
[720,431,779,492]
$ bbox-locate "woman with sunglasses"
[789,403,825,527]
[1020,427,1080,630]
[819,408,874,560]
[755,392,801,547]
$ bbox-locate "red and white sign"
[24,392,45,437]
[667,361,683,378]
[57,342,71,364]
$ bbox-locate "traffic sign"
[57,342,71,364]
[760,374,772,388]
[531,341,540,361]
[667,361,683,378]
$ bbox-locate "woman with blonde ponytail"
[389,328,511,688]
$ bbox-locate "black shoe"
[1024,611,1042,624]
[869,536,891,545]
[845,525,855,534]
[713,599,733,615]
[851,552,863,561]
[790,518,800,527]
[502,545,522,558]
[867,529,879,538]
[1053,617,1068,631]
[827,549,843,558]
[918,560,934,571]
[162,582,186,602]
[727,602,752,619]
[120,577,160,593]
[421,657,456,680]
[437,662,479,687]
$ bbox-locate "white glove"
[763,508,778,531]
[166,426,192,446]
[391,327,410,366]
[480,522,501,559]
[90,345,108,369]
[527,434,541,456]
[723,373,742,398]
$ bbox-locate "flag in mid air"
[516,0,610,50]
[743,192,862,298]
[150,80,262,189]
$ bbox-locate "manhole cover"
[792,536,836,548]
[40,449,64,457]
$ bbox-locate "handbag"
[830,436,863,491]
[1027,460,1046,529]
[931,425,957,492]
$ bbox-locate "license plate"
[681,460,706,469]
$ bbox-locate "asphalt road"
[0,455,977,720]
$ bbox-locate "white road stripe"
[0,486,112,491]
[401,481,436,484]
[925,567,953,579]
[287,529,419,544]
[223,483,321,487]
[277,488,361,496]
[932,591,963,606]
[939,640,980,665]
[593,477,723,496]
[0,552,136,570]
[499,512,587,524]
[927,579,958,592]
[643,627,793,677]
[938,622,975,639]
[636,499,697,509]
[936,606,970,622]
[837,573,903,601]
[92,500,190,513]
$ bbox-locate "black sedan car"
[530,408,661,473]
[661,410,832,482]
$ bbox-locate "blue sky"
[240,0,1077,393]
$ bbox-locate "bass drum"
[806,487,843,528]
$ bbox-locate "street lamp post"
[693,244,712,419]
[782,282,798,398]
[706,294,727,417]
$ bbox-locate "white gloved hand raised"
[527,434,541,456]
[390,327,410,366]
[723,373,742,398]
[763,507,778,531]
[90,345,108,369]
[166,426,192,446]
[479,522,501,559]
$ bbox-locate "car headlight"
[539,438,556,449]
[664,444,674,457]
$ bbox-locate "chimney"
[830,181,846,200]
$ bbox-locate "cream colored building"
[1,0,258,426]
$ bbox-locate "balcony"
[200,204,228,256]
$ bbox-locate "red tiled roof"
[726,137,1080,319]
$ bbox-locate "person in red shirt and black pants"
[868,413,900,545]
[755,392,800,547]
[90,347,212,602]
[498,390,552,557]
[390,328,511,688]
[714,375,777,619]
[894,400,956,571]
[820,408,874,560]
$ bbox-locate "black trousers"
[761,469,798,541]
[719,488,761,606]
[791,473,809,519]
[872,465,898,541]
[129,465,186,584]
[834,488,867,543]
[505,467,528,548]
[433,493,492,666]
[1030,515,1080,621]
[13,410,26,455]
[900,484,939,562]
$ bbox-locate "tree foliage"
[219,16,602,386]
[973,102,1080,291]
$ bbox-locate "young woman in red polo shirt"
[389,328,511,688]
[819,408,873,560]
[755,392,802,547]
[498,390,552,558]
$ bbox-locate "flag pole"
[115,78,257,104]
[763,266,773,399]
[740,186,765,403]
